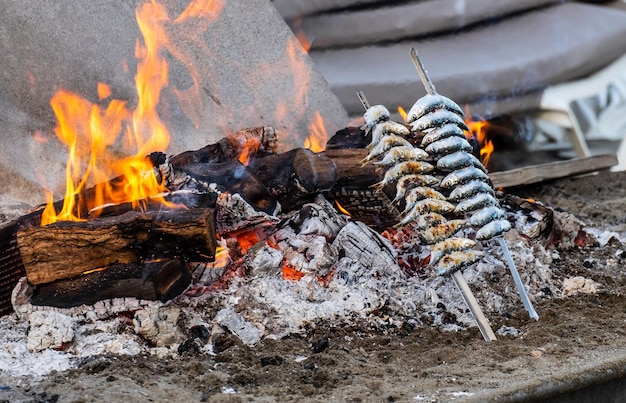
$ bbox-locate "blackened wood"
[326,126,370,149]
[181,160,278,214]
[170,126,278,167]
[17,208,216,285]
[249,148,337,211]
[0,211,42,315]
[29,259,191,308]
[324,148,401,230]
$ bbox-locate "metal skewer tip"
[409,48,437,96]
[452,270,497,341]
[356,90,371,111]
[497,237,539,321]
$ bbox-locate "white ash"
[586,227,626,247]
[214,307,262,346]
[562,276,600,296]
[133,306,186,347]
[27,311,75,352]
[216,192,280,234]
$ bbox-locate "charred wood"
[180,160,278,215]
[170,126,278,167]
[324,148,401,230]
[17,208,216,285]
[249,148,337,211]
[28,259,191,308]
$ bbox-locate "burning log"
[17,208,216,285]
[249,147,337,211]
[180,160,278,215]
[29,259,191,308]
[170,126,278,167]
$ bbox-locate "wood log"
[489,154,618,188]
[170,126,278,167]
[180,160,278,214]
[17,208,216,285]
[29,259,191,308]
[324,148,401,230]
[249,147,337,211]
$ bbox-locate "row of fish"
[359,92,511,276]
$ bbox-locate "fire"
[398,106,408,122]
[465,116,494,168]
[334,200,351,216]
[291,17,313,53]
[40,1,225,226]
[304,111,328,152]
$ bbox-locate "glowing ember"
[304,111,328,152]
[282,264,306,281]
[40,1,226,226]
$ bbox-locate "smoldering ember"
[3,1,626,402]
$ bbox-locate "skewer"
[452,271,497,341]
[409,47,497,341]
[409,48,437,96]
[497,237,539,320]
[356,90,371,110]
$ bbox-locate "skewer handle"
[409,48,437,96]
[452,270,497,341]
[497,237,539,321]
[356,90,371,110]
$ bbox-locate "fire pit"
[2,0,626,402]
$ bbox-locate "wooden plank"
[489,154,618,188]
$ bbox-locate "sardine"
[430,237,476,266]
[418,219,466,244]
[392,174,440,204]
[420,124,467,148]
[373,145,429,167]
[454,193,498,214]
[410,110,470,133]
[373,160,435,190]
[440,166,490,188]
[467,206,505,227]
[425,136,473,156]
[448,180,495,203]
[406,94,465,123]
[437,151,486,173]
[368,121,411,149]
[475,218,512,241]
[436,250,484,276]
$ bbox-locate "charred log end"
[28,259,191,308]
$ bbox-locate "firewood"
[170,126,278,167]
[29,259,191,308]
[180,160,278,215]
[249,148,337,211]
[489,154,617,188]
[17,208,216,285]
[324,148,401,230]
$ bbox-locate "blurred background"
[274,0,626,171]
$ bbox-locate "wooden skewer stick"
[356,90,371,110]
[409,48,437,96]
[452,271,497,341]
[409,47,497,341]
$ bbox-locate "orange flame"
[291,17,313,53]
[398,106,408,123]
[334,200,351,216]
[465,116,494,168]
[97,83,112,100]
[41,1,178,226]
[304,111,327,152]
